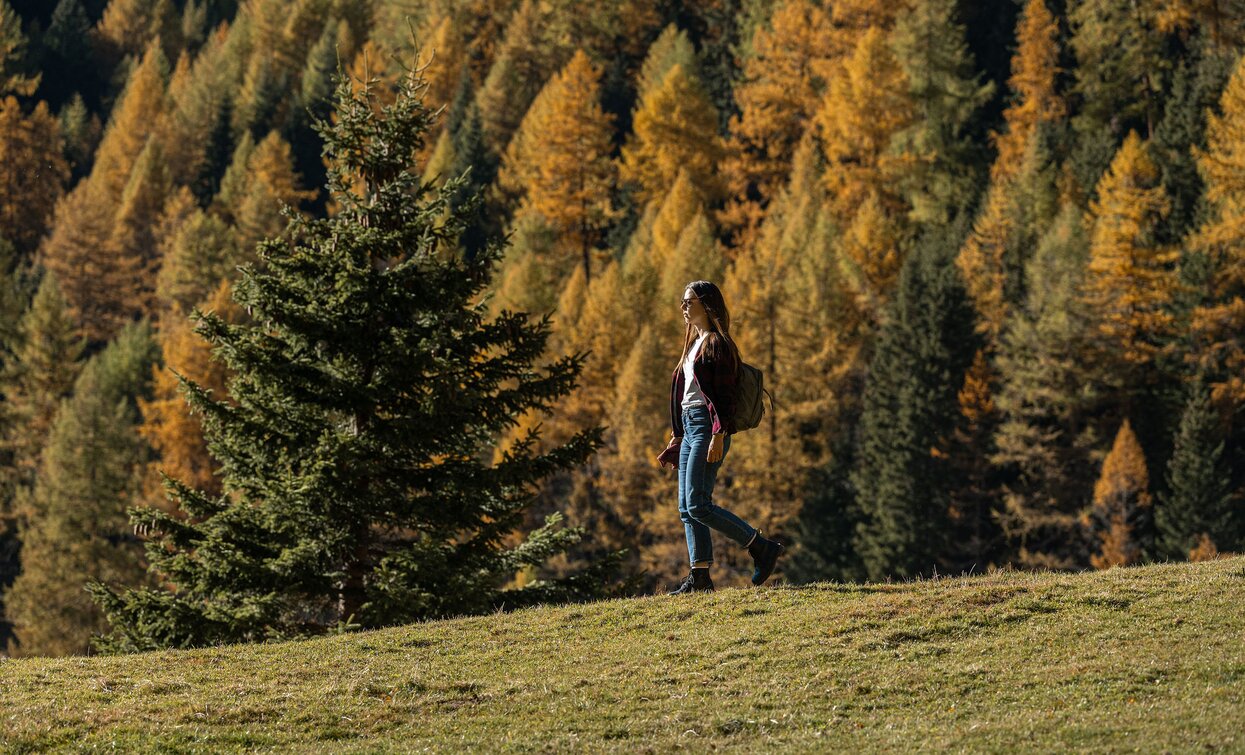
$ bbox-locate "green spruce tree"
[992,205,1101,569]
[1157,379,1235,558]
[5,322,155,656]
[889,0,995,226]
[91,60,608,652]
[851,220,979,580]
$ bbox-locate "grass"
[2,558,1244,752]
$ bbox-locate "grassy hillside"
[2,558,1243,752]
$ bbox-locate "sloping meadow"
[3,558,1243,752]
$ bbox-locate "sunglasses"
[680,296,699,310]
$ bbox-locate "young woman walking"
[656,280,784,594]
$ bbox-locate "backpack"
[733,360,771,432]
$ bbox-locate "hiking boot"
[748,532,785,586]
[669,568,714,595]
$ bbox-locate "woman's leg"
[678,414,714,565]
[682,407,757,547]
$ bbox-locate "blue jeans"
[678,404,757,565]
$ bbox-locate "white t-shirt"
[680,332,711,408]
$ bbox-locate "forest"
[0,0,1241,656]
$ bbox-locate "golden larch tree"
[1081,131,1179,370]
[39,41,169,341]
[1188,54,1245,406]
[231,130,317,252]
[723,133,854,579]
[139,282,238,506]
[816,27,914,223]
[88,41,169,201]
[1088,419,1152,569]
[499,50,617,283]
[992,0,1064,182]
[722,0,836,243]
[0,98,69,254]
[620,63,725,206]
[956,181,1014,341]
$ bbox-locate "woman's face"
[682,288,709,330]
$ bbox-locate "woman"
[656,280,784,594]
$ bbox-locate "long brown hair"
[678,280,741,370]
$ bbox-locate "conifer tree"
[92,60,608,651]
[1154,0,1245,48]
[722,0,835,242]
[108,138,171,314]
[476,0,557,153]
[39,41,168,342]
[39,185,142,344]
[817,27,914,223]
[1087,419,1152,569]
[94,2,181,81]
[637,24,699,100]
[491,211,561,318]
[499,50,616,283]
[993,205,1100,569]
[1188,54,1245,406]
[1068,0,1162,186]
[42,0,95,106]
[991,0,1064,183]
[1152,42,1232,245]
[0,1,38,96]
[620,63,725,206]
[958,129,1061,344]
[417,14,466,117]
[231,130,317,252]
[58,93,102,179]
[161,27,233,194]
[156,204,241,315]
[889,0,994,225]
[139,283,236,505]
[851,222,978,580]
[234,54,285,139]
[0,273,84,501]
[1156,380,1235,558]
[835,190,907,323]
[0,98,71,255]
[5,322,155,656]
[446,103,500,260]
[1082,131,1179,373]
[945,349,1005,571]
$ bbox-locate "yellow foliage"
[1089,419,1151,569]
[723,0,836,241]
[1188,533,1220,562]
[0,98,69,252]
[992,0,1064,182]
[139,282,237,506]
[1082,132,1178,368]
[500,50,617,281]
[1189,55,1245,405]
[836,189,905,321]
[620,63,724,206]
[1154,0,1245,48]
[418,14,467,115]
[234,131,317,251]
[91,41,169,203]
[649,170,705,270]
[957,180,1013,341]
[816,27,914,223]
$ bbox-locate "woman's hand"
[707,433,725,463]
[657,436,682,469]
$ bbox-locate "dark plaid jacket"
[669,347,739,437]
